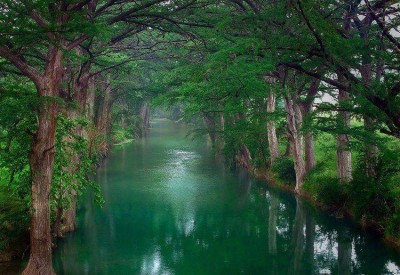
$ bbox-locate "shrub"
[0,188,30,251]
[271,157,296,185]
[349,148,400,236]
[309,175,349,208]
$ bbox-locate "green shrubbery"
[304,171,349,208]
[271,157,296,185]
[349,148,400,236]
[112,128,133,144]
[0,188,30,252]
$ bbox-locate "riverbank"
[253,166,400,250]
[0,135,136,266]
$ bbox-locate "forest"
[0,0,400,274]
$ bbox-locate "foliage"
[51,115,104,213]
[349,147,400,236]
[271,157,296,185]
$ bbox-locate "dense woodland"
[0,0,399,274]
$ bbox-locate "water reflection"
[48,119,400,274]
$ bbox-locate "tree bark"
[203,112,217,145]
[218,110,225,151]
[87,76,96,124]
[284,95,306,193]
[23,46,63,275]
[236,143,253,170]
[96,74,112,147]
[299,80,319,171]
[364,116,378,177]
[266,92,280,165]
[139,101,151,136]
[337,74,352,182]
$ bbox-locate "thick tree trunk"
[266,92,280,165]
[56,65,91,237]
[304,132,316,171]
[236,143,253,170]
[359,18,378,178]
[23,46,63,275]
[284,95,306,194]
[337,76,352,182]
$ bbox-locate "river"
[2,119,400,274]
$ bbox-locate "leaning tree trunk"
[23,46,63,275]
[284,95,306,194]
[236,143,253,171]
[266,92,280,165]
[337,75,352,182]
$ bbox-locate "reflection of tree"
[289,198,306,275]
[337,227,352,275]
[353,234,387,274]
[305,211,315,274]
[268,195,278,255]
[268,194,279,275]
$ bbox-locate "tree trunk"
[300,80,319,171]
[284,95,306,194]
[283,132,292,157]
[218,110,225,151]
[364,116,378,177]
[86,76,96,123]
[203,112,217,145]
[337,75,352,182]
[236,143,253,170]
[304,132,316,171]
[96,74,112,146]
[139,101,150,136]
[23,46,63,275]
[266,92,280,165]
[57,64,91,237]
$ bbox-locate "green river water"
[2,119,400,274]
